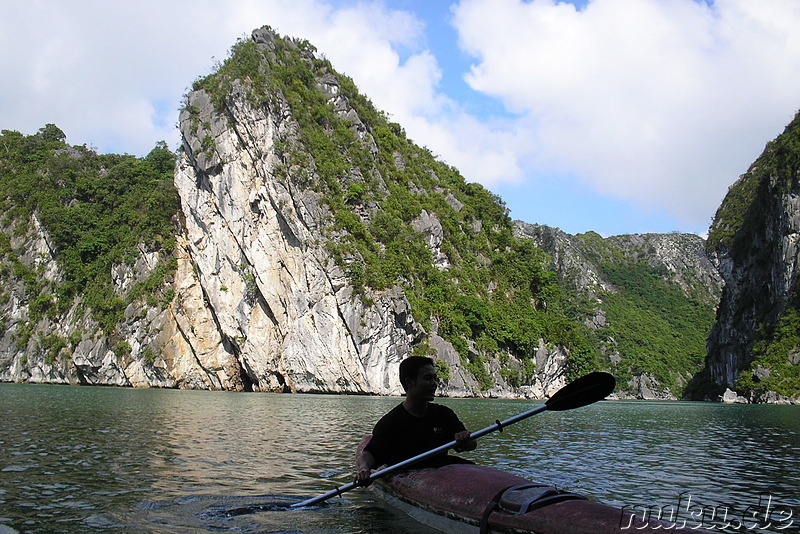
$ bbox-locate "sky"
[2,0,800,237]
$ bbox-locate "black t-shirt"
[363,402,467,468]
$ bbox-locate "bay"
[0,383,797,533]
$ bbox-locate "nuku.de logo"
[620,492,795,531]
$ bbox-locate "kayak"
[359,436,710,534]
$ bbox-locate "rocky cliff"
[170,54,420,394]
[701,112,800,403]
[165,27,578,396]
[515,225,722,305]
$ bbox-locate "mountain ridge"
[0,26,796,402]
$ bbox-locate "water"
[0,384,798,533]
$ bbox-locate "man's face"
[407,364,438,401]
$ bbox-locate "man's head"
[399,356,437,394]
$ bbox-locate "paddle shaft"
[290,403,548,508]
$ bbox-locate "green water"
[0,383,797,533]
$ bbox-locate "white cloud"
[1,0,232,153]
[0,0,440,154]
[0,0,524,187]
[3,0,800,233]
[405,111,527,183]
[451,0,800,226]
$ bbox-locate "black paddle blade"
[545,372,615,411]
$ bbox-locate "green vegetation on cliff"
[737,308,800,398]
[708,112,800,255]
[0,125,179,332]
[575,232,716,396]
[598,262,712,395]
[192,29,600,386]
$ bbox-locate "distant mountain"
[516,224,722,399]
[1,26,795,402]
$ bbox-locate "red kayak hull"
[360,437,709,534]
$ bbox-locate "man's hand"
[453,430,477,452]
[355,450,376,486]
[355,466,372,486]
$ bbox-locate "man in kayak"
[355,356,477,485]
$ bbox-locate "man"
[356,356,477,485]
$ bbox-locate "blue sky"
[2,0,800,237]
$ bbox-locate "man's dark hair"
[399,356,435,391]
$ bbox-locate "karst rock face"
[703,112,800,403]
[165,27,523,396]
[156,38,425,394]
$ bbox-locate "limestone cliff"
[701,112,800,403]
[171,75,420,394]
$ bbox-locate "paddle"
[290,371,615,508]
